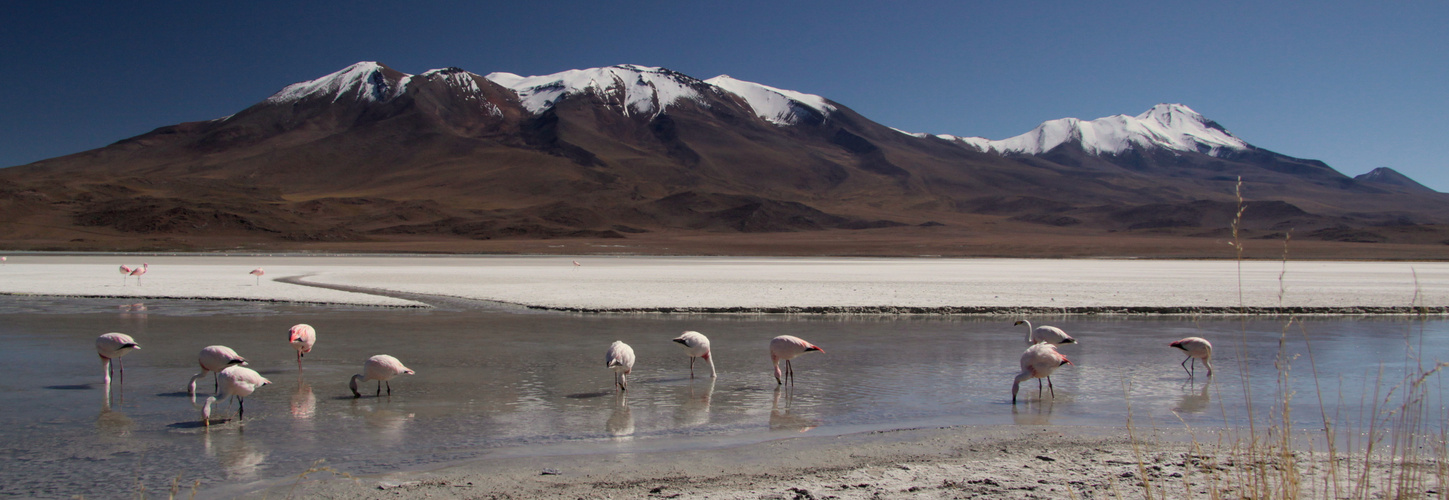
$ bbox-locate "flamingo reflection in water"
[770,386,819,432]
[607,394,634,439]
[675,378,715,428]
[204,430,267,480]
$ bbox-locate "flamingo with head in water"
[770,335,823,385]
[202,365,271,426]
[350,355,414,398]
[1012,343,1072,404]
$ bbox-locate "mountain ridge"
[1,61,1445,256]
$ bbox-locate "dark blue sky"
[5,1,1446,189]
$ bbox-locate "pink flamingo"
[1170,337,1214,378]
[288,324,316,369]
[129,263,149,286]
[202,365,271,426]
[770,335,824,385]
[350,355,414,398]
[1012,343,1072,404]
[1015,320,1076,390]
[606,341,636,391]
[96,332,140,384]
[189,346,248,395]
[119,265,132,285]
[249,267,265,285]
[672,331,715,378]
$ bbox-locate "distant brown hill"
[2,62,1446,258]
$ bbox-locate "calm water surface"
[0,296,1443,498]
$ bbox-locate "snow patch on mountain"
[266,62,406,104]
[485,65,707,117]
[936,104,1250,157]
[705,75,835,125]
[418,67,501,116]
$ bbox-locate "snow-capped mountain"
[932,104,1250,157]
[704,75,835,125]
[484,65,711,117]
[262,62,838,126]
[8,60,1447,253]
[265,61,407,104]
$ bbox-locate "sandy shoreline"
[1,254,1446,313]
[245,423,1418,500]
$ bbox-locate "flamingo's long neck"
[349,374,365,397]
[1022,321,1033,343]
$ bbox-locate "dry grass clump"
[1126,178,1447,499]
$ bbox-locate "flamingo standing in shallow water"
[1015,320,1076,393]
[119,265,132,285]
[249,268,264,285]
[672,331,715,378]
[606,341,636,391]
[96,333,140,384]
[129,263,149,286]
[1170,337,1214,378]
[288,324,316,369]
[350,355,415,398]
[188,346,248,395]
[770,335,824,385]
[1012,343,1072,404]
[203,365,271,426]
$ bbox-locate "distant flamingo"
[1170,337,1214,378]
[770,335,824,385]
[672,331,715,378]
[606,341,636,391]
[188,346,248,396]
[249,268,265,285]
[349,355,415,398]
[1,256,6,264]
[119,265,132,285]
[288,324,316,369]
[572,260,581,267]
[1014,320,1077,345]
[96,332,140,384]
[129,263,149,286]
[202,365,271,426]
[1012,343,1072,404]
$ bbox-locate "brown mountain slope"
[2,62,1447,257]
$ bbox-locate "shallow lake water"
[0,295,1443,498]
